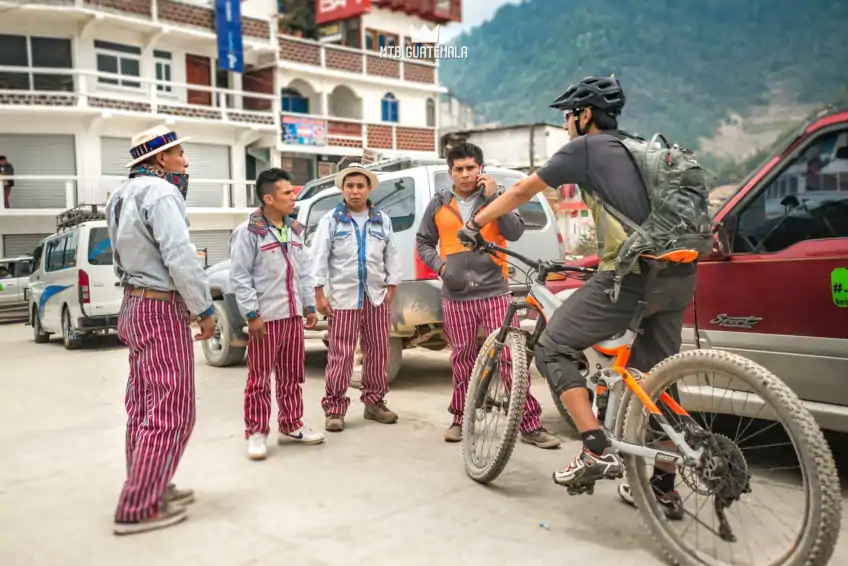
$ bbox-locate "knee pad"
[534,342,586,397]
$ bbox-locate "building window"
[435,0,451,14]
[94,40,141,88]
[364,29,398,52]
[0,34,73,91]
[281,87,309,113]
[154,50,172,93]
[425,98,435,127]
[381,93,398,123]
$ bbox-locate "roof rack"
[56,204,106,231]
[297,153,445,199]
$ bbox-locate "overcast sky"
[439,0,522,41]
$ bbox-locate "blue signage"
[215,0,244,73]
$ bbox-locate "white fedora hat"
[334,163,378,190]
[125,125,191,168]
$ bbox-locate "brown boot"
[325,415,345,432]
[520,428,561,449]
[444,424,462,443]
[363,400,398,424]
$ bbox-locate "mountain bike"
[461,241,841,566]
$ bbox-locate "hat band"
[130,131,179,160]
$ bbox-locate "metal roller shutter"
[183,142,231,208]
[101,136,130,175]
[190,229,232,266]
[3,233,50,257]
[0,134,76,208]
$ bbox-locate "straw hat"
[125,125,191,168]
[334,163,378,189]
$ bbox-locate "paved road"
[2,323,848,566]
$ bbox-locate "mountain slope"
[440,0,848,154]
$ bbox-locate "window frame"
[44,236,68,273]
[87,227,113,266]
[381,92,399,123]
[732,124,848,255]
[364,28,399,52]
[154,49,174,95]
[425,97,436,127]
[0,34,73,92]
[281,87,309,114]
[94,39,142,90]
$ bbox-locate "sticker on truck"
[832,267,848,308]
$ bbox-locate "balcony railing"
[277,36,439,85]
[0,65,279,128]
[0,175,258,212]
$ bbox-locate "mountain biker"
[457,76,695,517]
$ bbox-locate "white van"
[27,205,123,349]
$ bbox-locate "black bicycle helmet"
[550,76,626,116]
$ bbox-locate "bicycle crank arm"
[609,438,685,465]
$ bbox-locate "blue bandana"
[129,165,190,199]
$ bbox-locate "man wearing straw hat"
[106,125,215,535]
[312,163,401,432]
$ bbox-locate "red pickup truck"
[549,106,848,432]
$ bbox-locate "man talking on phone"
[415,142,560,448]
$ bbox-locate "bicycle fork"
[473,300,526,409]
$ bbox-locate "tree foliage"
[441,0,848,152]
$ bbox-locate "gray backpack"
[603,132,714,300]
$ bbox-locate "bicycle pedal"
[565,482,595,496]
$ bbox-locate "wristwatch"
[467,218,483,231]
[303,305,316,315]
[196,305,214,322]
[245,310,260,320]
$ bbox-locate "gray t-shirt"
[452,189,483,223]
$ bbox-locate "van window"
[734,128,848,254]
[32,243,44,272]
[87,228,113,265]
[433,171,548,229]
[45,237,67,272]
[63,230,78,268]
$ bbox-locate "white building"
[439,90,476,134]
[440,122,569,172]
[0,0,457,262]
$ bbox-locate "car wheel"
[62,307,83,350]
[32,306,50,344]
[202,300,246,367]
[350,337,403,389]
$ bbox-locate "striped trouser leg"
[118,296,144,475]
[480,294,543,433]
[359,296,391,405]
[442,297,481,425]
[321,308,362,417]
[244,319,285,438]
[115,296,196,522]
[274,317,305,434]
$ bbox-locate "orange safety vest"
[434,197,510,278]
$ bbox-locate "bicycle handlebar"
[479,241,595,280]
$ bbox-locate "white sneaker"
[278,425,325,445]
[246,433,268,460]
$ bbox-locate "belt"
[126,286,184,303]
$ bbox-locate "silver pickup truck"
[201,156,563,385]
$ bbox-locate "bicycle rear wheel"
[622,349,841,566]
[461,328,529,484]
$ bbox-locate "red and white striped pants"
[321,296,391,416]
[244,317,305,437]
[115,295,196,523]
[443,293,543,434]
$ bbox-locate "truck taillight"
[79,269,90,304]
[414,248,438,280]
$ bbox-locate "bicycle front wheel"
[622,349,841,566]
[461,328,529,484]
